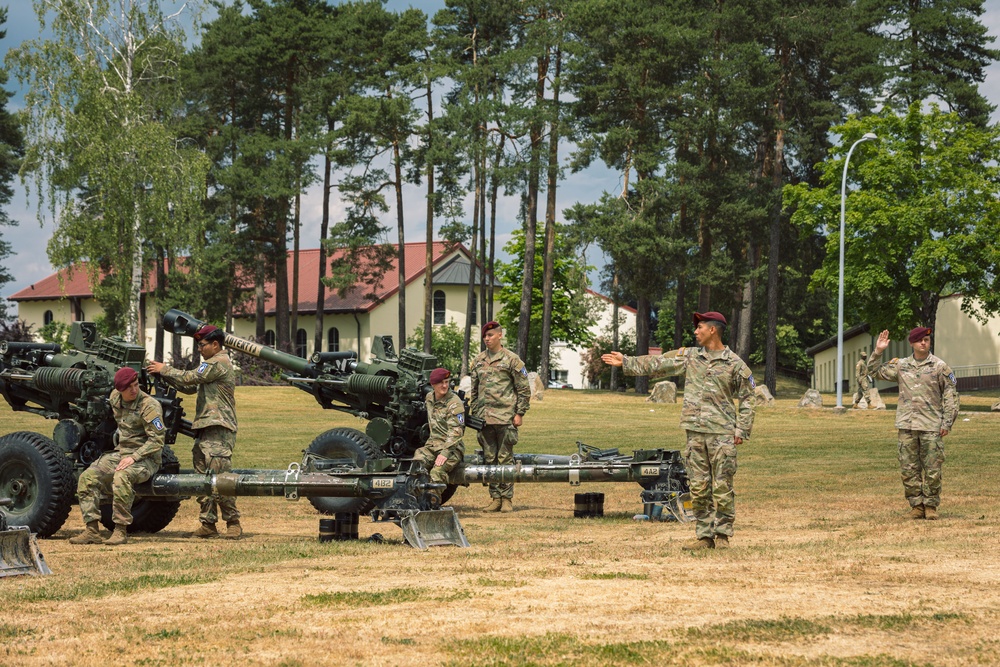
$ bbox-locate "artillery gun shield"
[0,432,75,538]
[304,428,381,514]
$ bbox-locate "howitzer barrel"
[162,308,312,376]
[135,469,401,500]
[459,461,668,486]
[0,342,61,355]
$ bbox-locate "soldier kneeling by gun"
[69,367,164,546]
[413,368,465,508]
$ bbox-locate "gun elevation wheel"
[0,431,75,538]
[99,445,182,534]
[305,428,381,515]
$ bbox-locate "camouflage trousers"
[478,424,518,499]
[413,444,464,497]
[193,426,240,524]
[898,429,944,508]
[852,378,871,406]
[683,431,738,540]
[77,452,158,526]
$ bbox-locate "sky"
[3,0,1000,314]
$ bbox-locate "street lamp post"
[836,132,877,409]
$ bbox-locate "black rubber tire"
[441,484,459,504]
[99,445,182,534]
[0,431,75,538]
[306,428,381,515]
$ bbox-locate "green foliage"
[785,104,1000,335]
[407,319,464,376]
[0,7,25,321]
[0,318,33,343]
[580,328,637,390]
[748,323,811,372]
[38,321,70,348]
[303,586,427,607]
[495,226,597,371]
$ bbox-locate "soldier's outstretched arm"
[867,330,897,381]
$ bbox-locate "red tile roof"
[11,242,466,315]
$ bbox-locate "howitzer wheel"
[0,431,75,538]
[99,445,182,534]
[306,428,381,515]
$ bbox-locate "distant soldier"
[852,351,872,408]
[69,367,164,546]
[470,321,531,513]
[868,327,959,520]
[413,367,466,509]
[602,311,756,550]
[146,324,242,539]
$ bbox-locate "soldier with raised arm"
[146,324,242,539]
[603,311,756,550]
[867,327,959,520]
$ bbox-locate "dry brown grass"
[2,386,999,666]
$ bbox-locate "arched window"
[327,327,340,352]
[433,290,446,325]
[469,292,477,327]
[264,330,276,347]
[43,310,54,325]
[295,329,308,358]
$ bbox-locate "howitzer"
[162,308,486,514]
[0,322,189,538]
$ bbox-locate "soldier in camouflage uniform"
[69,367,164,546]
[852,351,872,408]
[147,324,242,539]
[603,311,755,550]
[413,367,466,508]
[867,327,959,520]
[470,321,531,513]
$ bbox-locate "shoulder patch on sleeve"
[151,417,164,431]
[676,347,687,357]
[947,372,957,385]
[197,361,208,374]
[521,367,528,377]
[456,413,465,425]
[889,358,898,364]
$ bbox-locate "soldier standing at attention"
[470,321,531,513]
[852,351,872,408]
[146,324,242,539]
[413,368,466,509]
[69,367,164,546]
[602,311,755,550]
[867,327,958,520]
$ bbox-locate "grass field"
[1,386,999,666]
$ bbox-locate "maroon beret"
[482,321,501,336]
[692,311,728,326]
[908,326,932,344]
[429,367,451,385]
[114,367,138,391]
[193,324,220,341]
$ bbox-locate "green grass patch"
[143,628,182,641]
[686,616,833,643]
[302,586,428,607]
[581,571,649,581]
[8,573,214,603]
[380,636,416,645]
[0,624,34,638]
[475,576,526,587]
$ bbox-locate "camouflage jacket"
[867,351,959,432]
[623,346,756,439]
[423,390,466,455]
[160,350,238,432]
[855,359,869,384]
[109,388,164,466]
[470,346,531,425]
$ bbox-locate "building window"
[264,330,276,347]
[43,310,54,325]
[433,290,445,325]
[470,292,477,326]
[295,329,307,358]
[328,327,340,352]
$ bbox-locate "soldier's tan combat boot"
[482,498,503,512]
[714,535,730,549]
[103,525,128,546]
[909,505,925,520]
[924,506,938,520]
[222,521,243,540]
[190,522,218,538]
[681,537,714,551]
[500,498,514,513]
[68,520,103,545]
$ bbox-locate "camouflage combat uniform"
[76,388,164,527]
[160,351,240,524]
[623,347,755,540]
[413,390,467,502]
[470,346,531,500]
[867,350,959,509]
[853,359,872,407]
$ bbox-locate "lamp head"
[862,132,877,140]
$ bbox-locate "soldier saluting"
[602,311,756,550]
[147,324,242,539]
[867,327,959,520]
[470,321,531,513]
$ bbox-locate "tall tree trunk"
[394,138,406,350]
[539,46,561,385]
[314,150,333,354]
[127,200,143,344]
[765,46,788,395]
[423,74,435,354]
[610,269,619,390]
[487,135,504,323]
[275,230,290,352]
[461,160,482,375]
[674,274,686,348]
[736,242,758,359]
[635,295,651,394]
[291,189,301,347]
[255,248,267,340]
[154,246,166,361]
